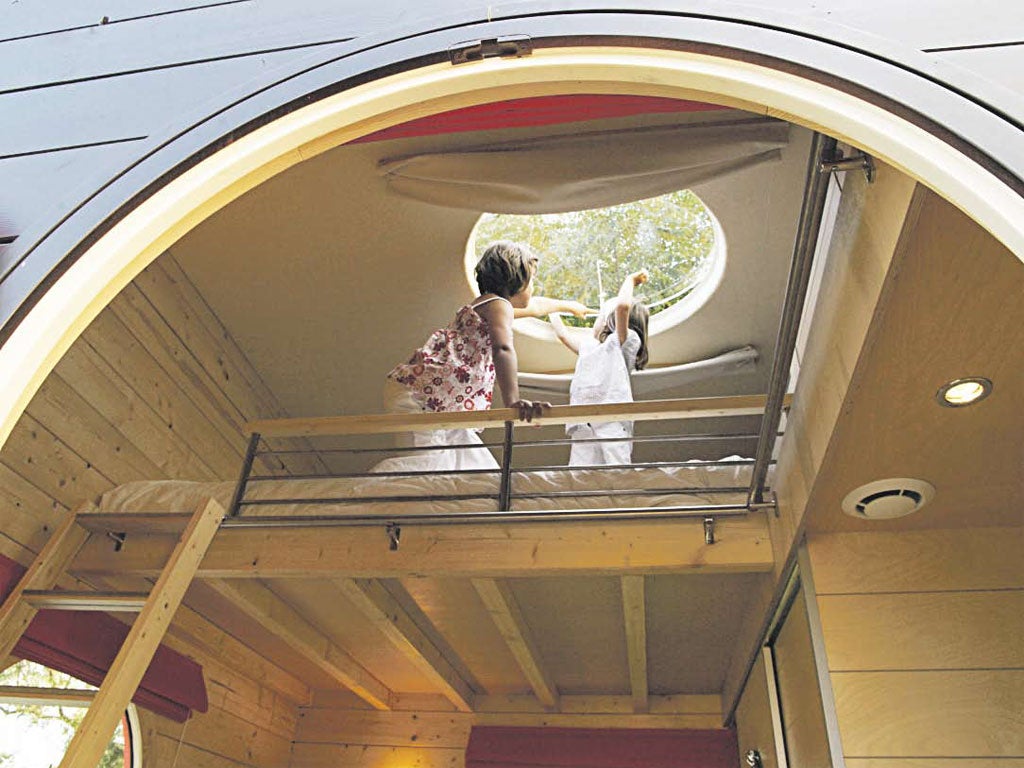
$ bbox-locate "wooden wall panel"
[817,591,1024,671]
[291,743,465,768]
[807,528,1023,594]
[832,670,1024,757]
[808,528,1024,764]
[292,700,726,768]
[0,251,314,764]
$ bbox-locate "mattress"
[97,460,756,518]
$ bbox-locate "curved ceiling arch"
[2,12,1024,448]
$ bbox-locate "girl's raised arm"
[607,270,648,343]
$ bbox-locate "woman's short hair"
[475,241,538,298]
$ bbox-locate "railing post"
[498,421,514,512]
[228,432,262,517]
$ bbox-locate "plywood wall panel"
[817,591,1024,671]
[808,529,1024,763]
[808,528,1024,594]
[832,670,1024,757]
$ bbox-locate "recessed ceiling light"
[936,377,993,407]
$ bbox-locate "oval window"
[466,189,724,336]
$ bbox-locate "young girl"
[382,240,590,471]
[550,270,650,467]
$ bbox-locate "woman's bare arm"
[475,299,550,421]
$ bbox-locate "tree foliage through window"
[0,661,126,768]
[475,190,717,325]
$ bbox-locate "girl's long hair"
[599,301,650,370]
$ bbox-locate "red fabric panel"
[0,554,206,722]
[350,94,725,144]
[466,726,738,768]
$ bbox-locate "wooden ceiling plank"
[72,515,774,578]
[333,578,475,712]
[621,575,648,713]
[471,578,559,710]
[204,577,392,710]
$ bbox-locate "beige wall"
[807,527,1024,765]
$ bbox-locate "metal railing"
[225,395,790,531]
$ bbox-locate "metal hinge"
[448,35,532,65]
[820,148,875,183]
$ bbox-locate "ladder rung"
[75,512,192,535]
[21,591,150,612]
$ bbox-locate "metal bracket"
[448,35,532,65]
[385,523,401,552]
[107,531,127,552]
[820,150,875,183]
[703,517,716,545]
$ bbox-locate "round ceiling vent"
[841,478,936,520]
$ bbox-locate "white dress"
[567,328,641,467]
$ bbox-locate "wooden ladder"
[0,497,224,768]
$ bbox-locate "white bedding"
[97,460,755,518]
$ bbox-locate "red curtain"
[351,94,725,144]
[466,726,739,768]
[0,554,207,722]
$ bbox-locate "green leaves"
[476,190,716,316]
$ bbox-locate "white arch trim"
[2,46,1023,450]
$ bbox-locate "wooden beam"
[58,497,224,768]
[204,577,392,710]
[334,578,474,712]
[621,575,648,713]
[72,515,774,578]
[0,503,91,660]
[248,394,789,438]
[474,693,720,718]
[471,578,559,710]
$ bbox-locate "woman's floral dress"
[387,302,501,412]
